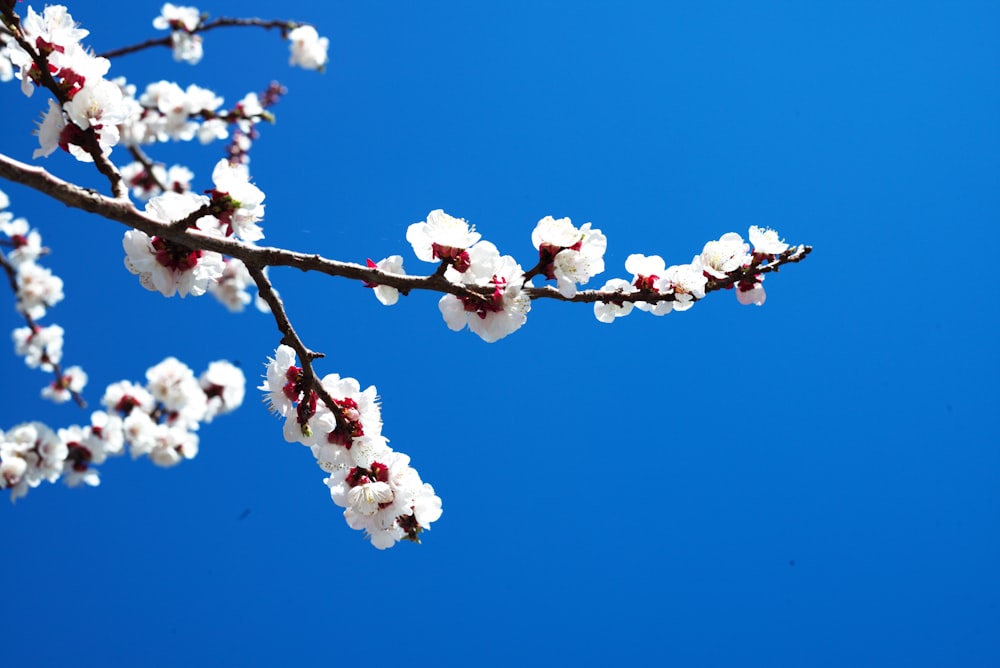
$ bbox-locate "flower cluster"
[531,215,606,298]
[594,226,798,322]
[121,158,267,308]
[152,5,329,72]
[1,2,813,553]
[2,5,129,162]
[1,4,316,168]
[152,3,204,64]
[0,357,245,501]
[259,345,442,549]
[406,209,534,342]
[1,188,84,403]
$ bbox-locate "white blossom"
[749,226,788,255]
[407,209,481,265]
[594,278,636,323]
[439,241,531,342]
[701,232,750,279]
[366,255,404,306]
[288,25,328,71]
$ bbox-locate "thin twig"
[97,17,302,59]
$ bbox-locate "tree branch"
[97,17,303,60]
[0,150,810,310]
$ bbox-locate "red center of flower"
[460,275,506,319]
[65,442,93,472]
[151,236,203,271]
[114,394,142,414]
[327,397,364,448]
[633,274,659,292]
[345,461,390,488]
[431,243,471,273]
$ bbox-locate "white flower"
[1,422,67,500]
[123,192,224,297]
[737,278,767,306]
[9,6,88,97]
[210,159,265,241]
[288,25,329,71]
[0,217,44,266]
[624,253,671,316]
[0,42,14,84]
[259,345,300,418]
[148,425,199,467]
[146,357,207,428]
[406,209,481,266]
[347,481,394,516]
[58,425,100,488]
[13,324,64,370]
[365,255,404,306]
[42,365,88,403]
[593,278,636,323]
[153,3,201,31]
[531,216,607,298]
[197,118,228,144]
[438,241,531,342]
[63,77,128,156]
[33,100,66,159]
[656,258,707,312]
[199,360,246,422]
[303,374,383,448]
[15,261,64,319]
[325,447,442,549]
[121,162,194,200]
[169,31,203,65]
[208,258,263,312]
[749,226,788,255]
[234,93,264,132]
[122,410,158,458]
[85,411,125,459]
[700,232,750,279]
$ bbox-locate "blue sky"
[2,1,998,666]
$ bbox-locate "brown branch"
[0,150,811,310]
[1,6,126,198]
[125,145,168,194]
[245,263,349,437]
[97,17,303,60]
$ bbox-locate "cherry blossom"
[41,364,87,403]
[123,192,225,297]
[0,1,812,548]
[657,259,707,312]
[153,3,204,64]
[439,241,531,342]
[288,25,328,71]
[531,216,606,298]
[13,324,64,370]
[364,255,404,306]
[594,278,637,323]
[209,158,265,241]
[407,209,481,271]
[0,215,44,266]
[749,225,789,255]
[700,232,750,279]
[625,253,672,316]
[15,261,65,319]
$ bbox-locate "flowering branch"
[97,17,307,60]
[0,2,810,549]
[0,151,811,310]
[0,250,85,407]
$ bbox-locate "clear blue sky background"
[2,1,998,666]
